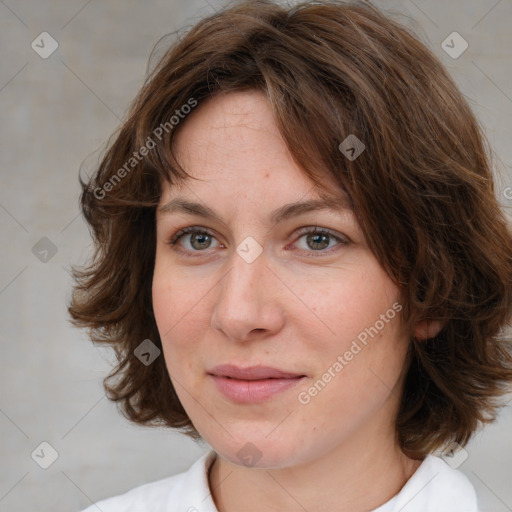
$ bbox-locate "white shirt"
[80,450,480,512]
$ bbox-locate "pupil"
[192,233,210,249]
[308,233,329,250]
[189,232,330,251]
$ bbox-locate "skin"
[152,90,436,512]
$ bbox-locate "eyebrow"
[157,194,352,227]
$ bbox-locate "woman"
[70,1,512,511]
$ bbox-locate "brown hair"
[68,0,512,458]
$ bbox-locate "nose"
[210,246,286,343]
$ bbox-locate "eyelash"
[167,226,349,258]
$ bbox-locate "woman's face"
[152,90,410,469]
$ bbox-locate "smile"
[209,374,305,403]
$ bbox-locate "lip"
[209,364,305,380]
[208,364,306,403]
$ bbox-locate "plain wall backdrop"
[1,1,511,511]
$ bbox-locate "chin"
[205,430,307,469]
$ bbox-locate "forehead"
[165,90,348,205]
[172,90,286,172]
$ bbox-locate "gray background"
[1,1,511,511]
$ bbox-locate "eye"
[168,226,221,255]
[167,226,349,258]
[289,227,349,257]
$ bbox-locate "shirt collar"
[176,450,478,512]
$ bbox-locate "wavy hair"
[68,0,512,458]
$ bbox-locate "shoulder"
[423,455,479,510]
[424,455,478,500]
[80,450,217,512]
[375,454,480,512]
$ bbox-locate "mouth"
[208,364,306,380]
[207,364,306,403]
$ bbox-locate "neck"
[208,419,422,512]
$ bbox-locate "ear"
[413,319,443,340]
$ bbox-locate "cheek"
[152,266,190,360]
[152,278,200,407]
[151,261,217,379]
[281,259,401,349]
[152,258,207,336]
[292,262,406,404]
